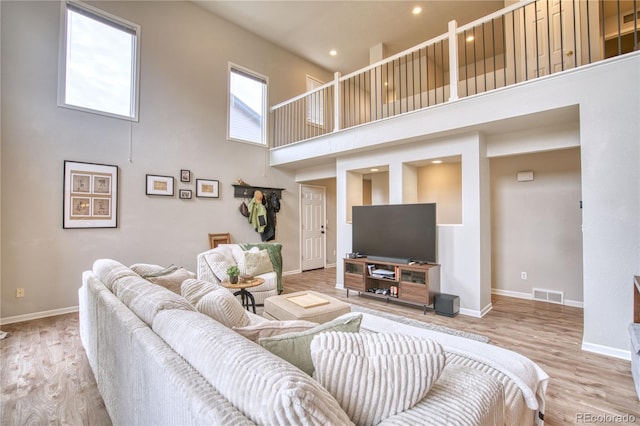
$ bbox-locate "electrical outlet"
[521,272,527,280]
[16,288,25,298]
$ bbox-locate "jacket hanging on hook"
[247,191,267,233]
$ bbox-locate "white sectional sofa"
[79,258,548,425]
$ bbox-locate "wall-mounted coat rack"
[232,184,284,199]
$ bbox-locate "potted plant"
[226,265,240,284]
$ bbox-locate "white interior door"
[525,0,580,78]
[301,185,325,271]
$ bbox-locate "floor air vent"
[532,288,564,304]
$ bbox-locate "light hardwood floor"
[2,267,639,425]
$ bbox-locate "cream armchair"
[196,243,282,306]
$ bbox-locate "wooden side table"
[221,277,264,313]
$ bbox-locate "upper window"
[59,1,140,120]
[228,64,268,145]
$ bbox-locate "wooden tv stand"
[344,257,440,314]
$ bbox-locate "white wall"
[0,0,332,320]
[291,53,640,356]
[370,173,389,205]
[336,132,492,316]
[418,162,462,224]
[491,148,583,304]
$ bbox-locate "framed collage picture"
[63,160,118,229]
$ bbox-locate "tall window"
[228,64,268,145]
[59,1,140,120]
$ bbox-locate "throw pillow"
[244,249,274,277]
[231,246,259,275]
[259,312,362,375]
[203,251,236,282]
[310,332,445,425]
[130,263,195,294]
[181,278,220,306]
[233,320,318,342]
[195,287,250,328]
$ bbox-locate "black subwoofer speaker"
[434,294,460,317]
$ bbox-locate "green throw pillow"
[259,312,362,375]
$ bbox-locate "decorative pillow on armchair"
[244,249,274,277]
[202,250,236,282]
[310,332,445,425]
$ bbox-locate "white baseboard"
[491,288,584,308]
[1,306,79,326]
[582,341,631,361]
[459,302,492,318]
[458,308,480,317]
[563,299,584,308]
[282,269,301,276]
[480,303,493,317]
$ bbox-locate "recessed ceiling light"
[466,35,475,42]
[370,168,379,172]
[329,49,337,56]
[412,6,422,15]
[432,160,443,164]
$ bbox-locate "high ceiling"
[193,1,506,75]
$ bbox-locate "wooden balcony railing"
[271,0,638,148]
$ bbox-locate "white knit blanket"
[359,313,549,414]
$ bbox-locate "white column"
[448,20,459,101]
[333,71,341,132]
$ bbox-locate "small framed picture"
[196,179,219,198]
[63,160,118,229]
[146,174,174,196]
[180,169,191,183]
[179,189,192,199]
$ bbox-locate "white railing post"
[448,20,459,101]
[333,71,341,132]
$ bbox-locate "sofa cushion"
[244,249,274,276]
[259,312,362,375]
[109,274,196,327]
[130,263,195,294]
[195,287,250,328]
[181,278,220,306]
[377,364,505,426]
[93,259,140,292]
[233,319,318,342]
[629,323,640,355]
[310,331,445,425]
[153,310,354,426]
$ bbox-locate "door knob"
[566,50,574,57]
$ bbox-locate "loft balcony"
[269,0,638,159]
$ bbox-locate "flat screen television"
[352,203,437,264]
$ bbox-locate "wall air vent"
[532,288,564,304]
